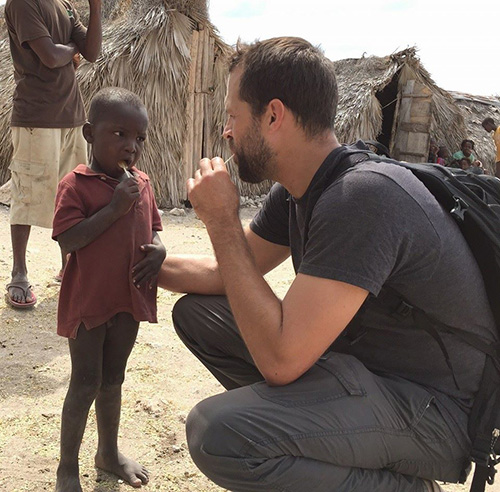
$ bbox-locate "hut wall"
[391,79,432,162]
[182,27,272,201]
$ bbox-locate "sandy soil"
[0,204,492,492]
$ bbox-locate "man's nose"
[222,123,232,140]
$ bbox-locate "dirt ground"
[0,204,493,492]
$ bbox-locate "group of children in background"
[428,138,485,174]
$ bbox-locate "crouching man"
[159,37,496,492]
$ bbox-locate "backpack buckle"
[488,461,497,485]
[393,300,413,319]
[450,196,468,221]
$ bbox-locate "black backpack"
[321,141,500,492]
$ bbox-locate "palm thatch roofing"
[0,12,5,38]
[333,48,466,163]
[451,92,500,172]
[0,0,270,207]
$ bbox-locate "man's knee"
[172,294,194,332]
[172,294,203,349]
[186,393,249,481]
[187,395,232,457]
[172,294,226,344]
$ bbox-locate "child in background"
[459,157,471,171]
[459,156,484,174]
[53,87,166,491]
[437,146,450,166]
[452,139,483,167]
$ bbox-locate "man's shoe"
[422,480,444,492]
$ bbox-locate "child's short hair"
[88,87,146,123]
[460,139,475,149]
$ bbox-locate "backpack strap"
[470,422,500,492]
[470,464,493,492]
[469,353,500,492]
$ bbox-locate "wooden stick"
[118,160,132,178]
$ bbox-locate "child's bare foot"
[55,464,82,492]
[95,451,149,488]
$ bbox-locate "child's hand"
[110,177,139,216]
[132,241,167,289]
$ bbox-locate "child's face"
[85,103,148,179]
[460,159,470,170]
[461,141,473,156]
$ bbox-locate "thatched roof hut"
[451,92,500,173]
[0,26,485,204]
[0,0,270,207]
[334,48,466,164]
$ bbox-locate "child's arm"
[132,232,166,288]
[56,177,139,253]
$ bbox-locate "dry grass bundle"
[334,54,396,143]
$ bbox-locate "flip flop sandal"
[5,281,37,309]
[54,270,64,282]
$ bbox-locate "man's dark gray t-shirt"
[250,146,496,435]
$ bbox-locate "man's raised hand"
[187,157,240,229]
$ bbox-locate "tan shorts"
[9,126,87,228]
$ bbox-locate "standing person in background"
[4,0,102,308]
[482,117,500,178]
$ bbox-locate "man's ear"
[82,122,93,143]
[266,99,285,131]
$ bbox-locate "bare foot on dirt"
[95,451,149,488]
[55,464,82,492]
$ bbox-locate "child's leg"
[94,312,149,488]
[56,323,107,492]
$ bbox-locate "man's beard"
[231,123,275,183]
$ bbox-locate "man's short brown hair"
[229,37,338,138]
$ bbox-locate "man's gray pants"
[172,294,470,492]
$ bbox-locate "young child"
[459,157,471,171]
[53,87,166,491]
